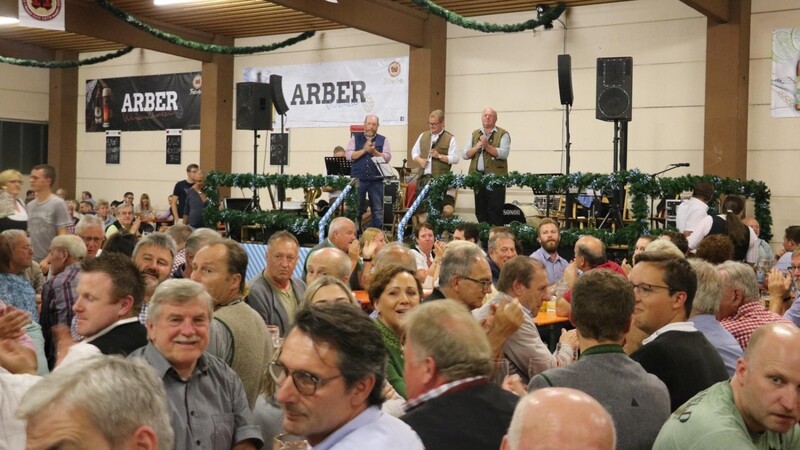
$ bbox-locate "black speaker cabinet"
[557,54,573,106]
[383,180,398,226]
[270,74,290,116]
[596,57,633,122]
[236,82,272,130]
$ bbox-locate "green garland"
[0,46,133,68]
[203,172,360,236]
[95,0,315,55]
[411,1,566,33]
[424,171,772,248]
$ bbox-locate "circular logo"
[22,0,62,22]
[388,61,401,77]
[192,74,203,90]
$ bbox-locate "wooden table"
[534,311,571,352]
[534,311,570,326]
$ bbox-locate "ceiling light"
[0,17,17,25]
[325,0,338,3]
[154,0,215,6]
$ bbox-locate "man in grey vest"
[462,108,510,225]
[191,239,270,409]
[411,109,459,191]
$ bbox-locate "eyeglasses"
[268,361,343,396]
[631,283,672,298]
[790,266,800,272]
[459,275,494,291]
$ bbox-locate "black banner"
[270,133,289,166]
[106,132,120,165]
[166,132,182,165]
[86,73,202,132]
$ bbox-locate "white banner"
[244,57,409,128]
[19,0,65,31]
[771,28,800,118]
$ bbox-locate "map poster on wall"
[166,129,182,165]
[771,28,800,118]
[85,73,203,132]
[243,57,409,128]
[106,130,121,165]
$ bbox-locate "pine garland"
[94,0,315,55]
[0,46,133,68]
[411,0,566,33]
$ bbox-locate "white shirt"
[642,321,697,346]
[56,317,140,370]
[675,197,708,233]
[410,130,459,176]
[312,405,423,450]
[0,367,40,450]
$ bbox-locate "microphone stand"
[649,164,687,228]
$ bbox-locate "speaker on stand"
[558,54,573,174]
[236,82,272,214]
[269,75,291,211]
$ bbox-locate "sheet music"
[372,156,395,178]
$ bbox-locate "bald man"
[555,235,626,317]
[654,323,800,449]
[502,387,616,450]
[305,247,352,286]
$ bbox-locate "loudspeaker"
[557,54,573,106]
[596,57,633,122]
[236,82,272,130]
[270,74,290,116]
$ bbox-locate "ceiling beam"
[680,0,729,23]
[0,37,55,61]
[270,0,427,47]
[65,0,214,61]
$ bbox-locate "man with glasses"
[247,231,306,336]
[271,303,423,448]
[105,204,141,238]
[423,241,523,358]
[629,251,728,411]
[411,109,459,192]
[131,278,262,450]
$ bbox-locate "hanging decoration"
[411,0,566,33]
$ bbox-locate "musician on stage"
[346,115,392,229]
[411,110,459,190]
[462,108,510,225]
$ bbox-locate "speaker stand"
[250,130,262,212]
[277,113,286,211]
[564,104,572,174]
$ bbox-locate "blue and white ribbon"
[318,183,353,243]
[397,183,432,242]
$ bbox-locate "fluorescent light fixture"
[325,0,338,3]
[0,17,18,25]
[154,0,215,5]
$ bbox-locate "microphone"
[669,163,690,167]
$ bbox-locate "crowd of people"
[1,149,799,449]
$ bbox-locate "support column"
[199,37,234,197]
[407,15,447,165]
[702,0,750,178]
[48,50,78,195]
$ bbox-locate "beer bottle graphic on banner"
[102,87,112,128]
[94,86,102,128]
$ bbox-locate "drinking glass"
[273,433,307,450]
[489,358,509,385]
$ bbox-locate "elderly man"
[479,256,575,384]
[529,218,569,286]
[75,215,105,259]
[131,279,261,449]
[556,235,626,317]
[305,247,352,285]
[26,164,71,262]
[346,114,392,229]
[55,253,149,371]
[105,203,141,238]
[717,261,791,349]
[306,216,361,287]
[132,232,177,323]
[247,231,306,336]
[40,235,86,369]
[401,300,519,449]
[502,388,616,450]
[171,228,220,279]
[192,239,270,409]
[462,107,510,225]
[687,259,742,377]
[18,356,174,450]
[424,241,523,356]
[411,109,459,191]
[273,303,422,448]
[654,323,800,449]
[629,252,728,411]
[528,270,670,450]
[768,248,800,326]
[487,231,517,285]
[743,217,774,263]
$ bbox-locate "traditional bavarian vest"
[418,130,454,178]
[468,126,509,175]
[214,300,270,409]
[350,133,387,180]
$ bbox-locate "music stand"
[371,157,396,179]
[223,198,255,242]
[529,173,563,218]
[325,157,352,177]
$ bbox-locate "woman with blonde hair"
[302,276,355,307]
[0,169,28,232]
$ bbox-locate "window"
[0,120,48,172]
